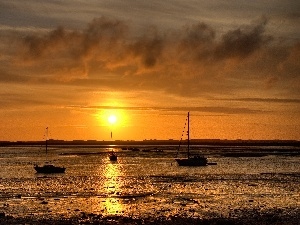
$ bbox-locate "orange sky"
[0,1,299,141]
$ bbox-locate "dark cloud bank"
[1,16,300,98]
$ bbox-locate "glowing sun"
[108,115,117,124]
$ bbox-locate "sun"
[108,115,117,124]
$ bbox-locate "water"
[0,145,299,220]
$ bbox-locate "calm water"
[0,145,299,219]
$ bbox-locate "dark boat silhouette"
[109,151,117,161]
[34,127,66,173]
[176,155,208,166]
[175,112,216,166]
[34,164,66,173]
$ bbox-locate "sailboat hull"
[34,165,66,173]
[109,154,117,161]
[175,158,208,166]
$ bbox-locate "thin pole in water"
[187,112,190,159]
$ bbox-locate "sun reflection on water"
[101,161,124,215]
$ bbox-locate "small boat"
[34,127,66,173]
[34,164,66,173]
[130,147,140,151]
[153,148,163,153]
[175,112,215,166]
[175,155,208,166]
[109,151,117,161]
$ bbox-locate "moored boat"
[109,151,118,161]
[175,112,216,167]
[34,127,66,173]
[34,164,66,173]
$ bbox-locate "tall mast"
[187,112,190,158]
[45,127,48,155]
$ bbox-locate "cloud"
[0,16,299,100]
[0,69,27,83]
[129,28,165,68]
[215,97,300,104]
[214,17,271,59]
[68,104,264,115]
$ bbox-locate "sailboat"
[175,112,209,166]
[108,130,117,161]
[34,127,66,173]
[109,150,118,161]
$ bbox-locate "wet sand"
[1,209,300,225]
[1,146,299,224]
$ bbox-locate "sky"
[0,0,299,141]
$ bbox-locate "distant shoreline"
[1,139,299,147]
